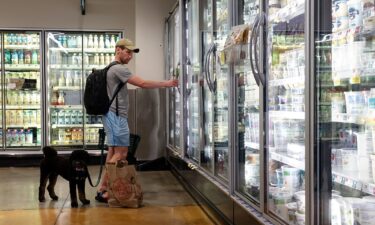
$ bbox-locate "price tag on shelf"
[350,75,361,84]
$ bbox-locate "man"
[96,38,178,202]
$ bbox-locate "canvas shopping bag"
[106,160,143,208]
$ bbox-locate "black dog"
[38,147,91,208]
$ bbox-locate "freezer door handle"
[250,15,261,86]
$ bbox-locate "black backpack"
[84,61,124,115]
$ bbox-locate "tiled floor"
[0,166,216,225]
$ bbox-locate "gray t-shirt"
[106,63,133,118]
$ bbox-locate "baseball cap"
[115,38,140,53]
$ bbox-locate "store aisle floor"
[0,166,216,225]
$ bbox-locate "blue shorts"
[102,111,130,147]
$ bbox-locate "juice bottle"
[58,71,65,87]
[88,34,94,48]
[19,129,25,145]
[65,71,72,87]
[105,34,110,48]
[78,129,83,142]
[99,35,105,49]
[93,34,99,49]
[51,110,58,125]
[58,110,65,125]
[57,91,65,105]
[65,110,71,125]
[37,129,41,145]
[31,50,38,64]
[71,129,78,142]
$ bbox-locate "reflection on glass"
[0,33,2,147]
[317,1,375,225]
[46,32,120,148]
[267,0,306,223]
[174,11,181,149]
[186,0,200,162]
[201,0,214,173]
[4,32,42,148]
[236,0,260,203]
[213,0,230,180]
[167,17,175,146]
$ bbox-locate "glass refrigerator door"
[317,1,375,224]
[266,0,306,223]
[213,0,230,181]
[235,0,261,203]
[201,0,214,173]
[173,11,182,150]
[167,17,175,147]
[46,32,84,148]
[82,32,121,149]
[186,0,200,162]
[4,31,42,148]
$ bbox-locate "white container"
[295,212,305,225]
[294,191,305,214]
[348,0,363,28]
[282,166,302,192]
[344,91,366,115]
[340,148,358,171]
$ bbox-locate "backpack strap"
[107,61,125,116]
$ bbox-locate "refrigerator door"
[167,16,175,147]
[185,0,201,162]
[83,32,121,149]
[4,31,42,149]
[173,10,182,151]
[212,0,231,181]
[46,31,121,149]
[201,0,215,173]
[317,1,375,224]
[266,0,306,223]
[0,33,2,148]
[234,0,261,203]
[46,31,85,148]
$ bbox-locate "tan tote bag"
[106,160,143,208]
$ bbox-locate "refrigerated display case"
[316,1,375,225]
[166,6,182,154]
[185,0,201,162]
[233,0,261,204]
[266,0,306,224]
[45,31,122,149]
[3,31,42,149]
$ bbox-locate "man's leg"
[97,146,114,193]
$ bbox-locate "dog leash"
[86,128,106,187]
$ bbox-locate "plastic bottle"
[99,53,105,65]
[65,71,72,87]
[32,50,38,64]
[25,129,33,144]
[65,110,71,125]
[18,50,24,64]
[58,71,65,87]
[57,91,65,105]
[94,53,99,65]
[60,110,66,125]
[99,35,105,49]
[105,34,111,48]
[24,50,31,64]
[93,34,99,49]
[11,50,18,64]
[51,110,58,124]
[76,35,82,48]
[110,35,116,48]
[105,53,111,65]
[36,129,41,145]
[88,34,94,48]
[73,71,81,87]
[368,88,375,115]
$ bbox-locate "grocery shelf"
[268,76,304,87]
[245,141,259,150]
[269,151,305,170]
[52,86,81,91]
[5,64,40,71]
[49,47,114,53]
[6,124,41,129]
[331,113,365,125]
[51,124,84,128]
[6,105,40,110]
[5,45,39,50]
[50,105,82,110]
[269,0,304,23]
[269,110,305,120]
[332,168,375,196]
